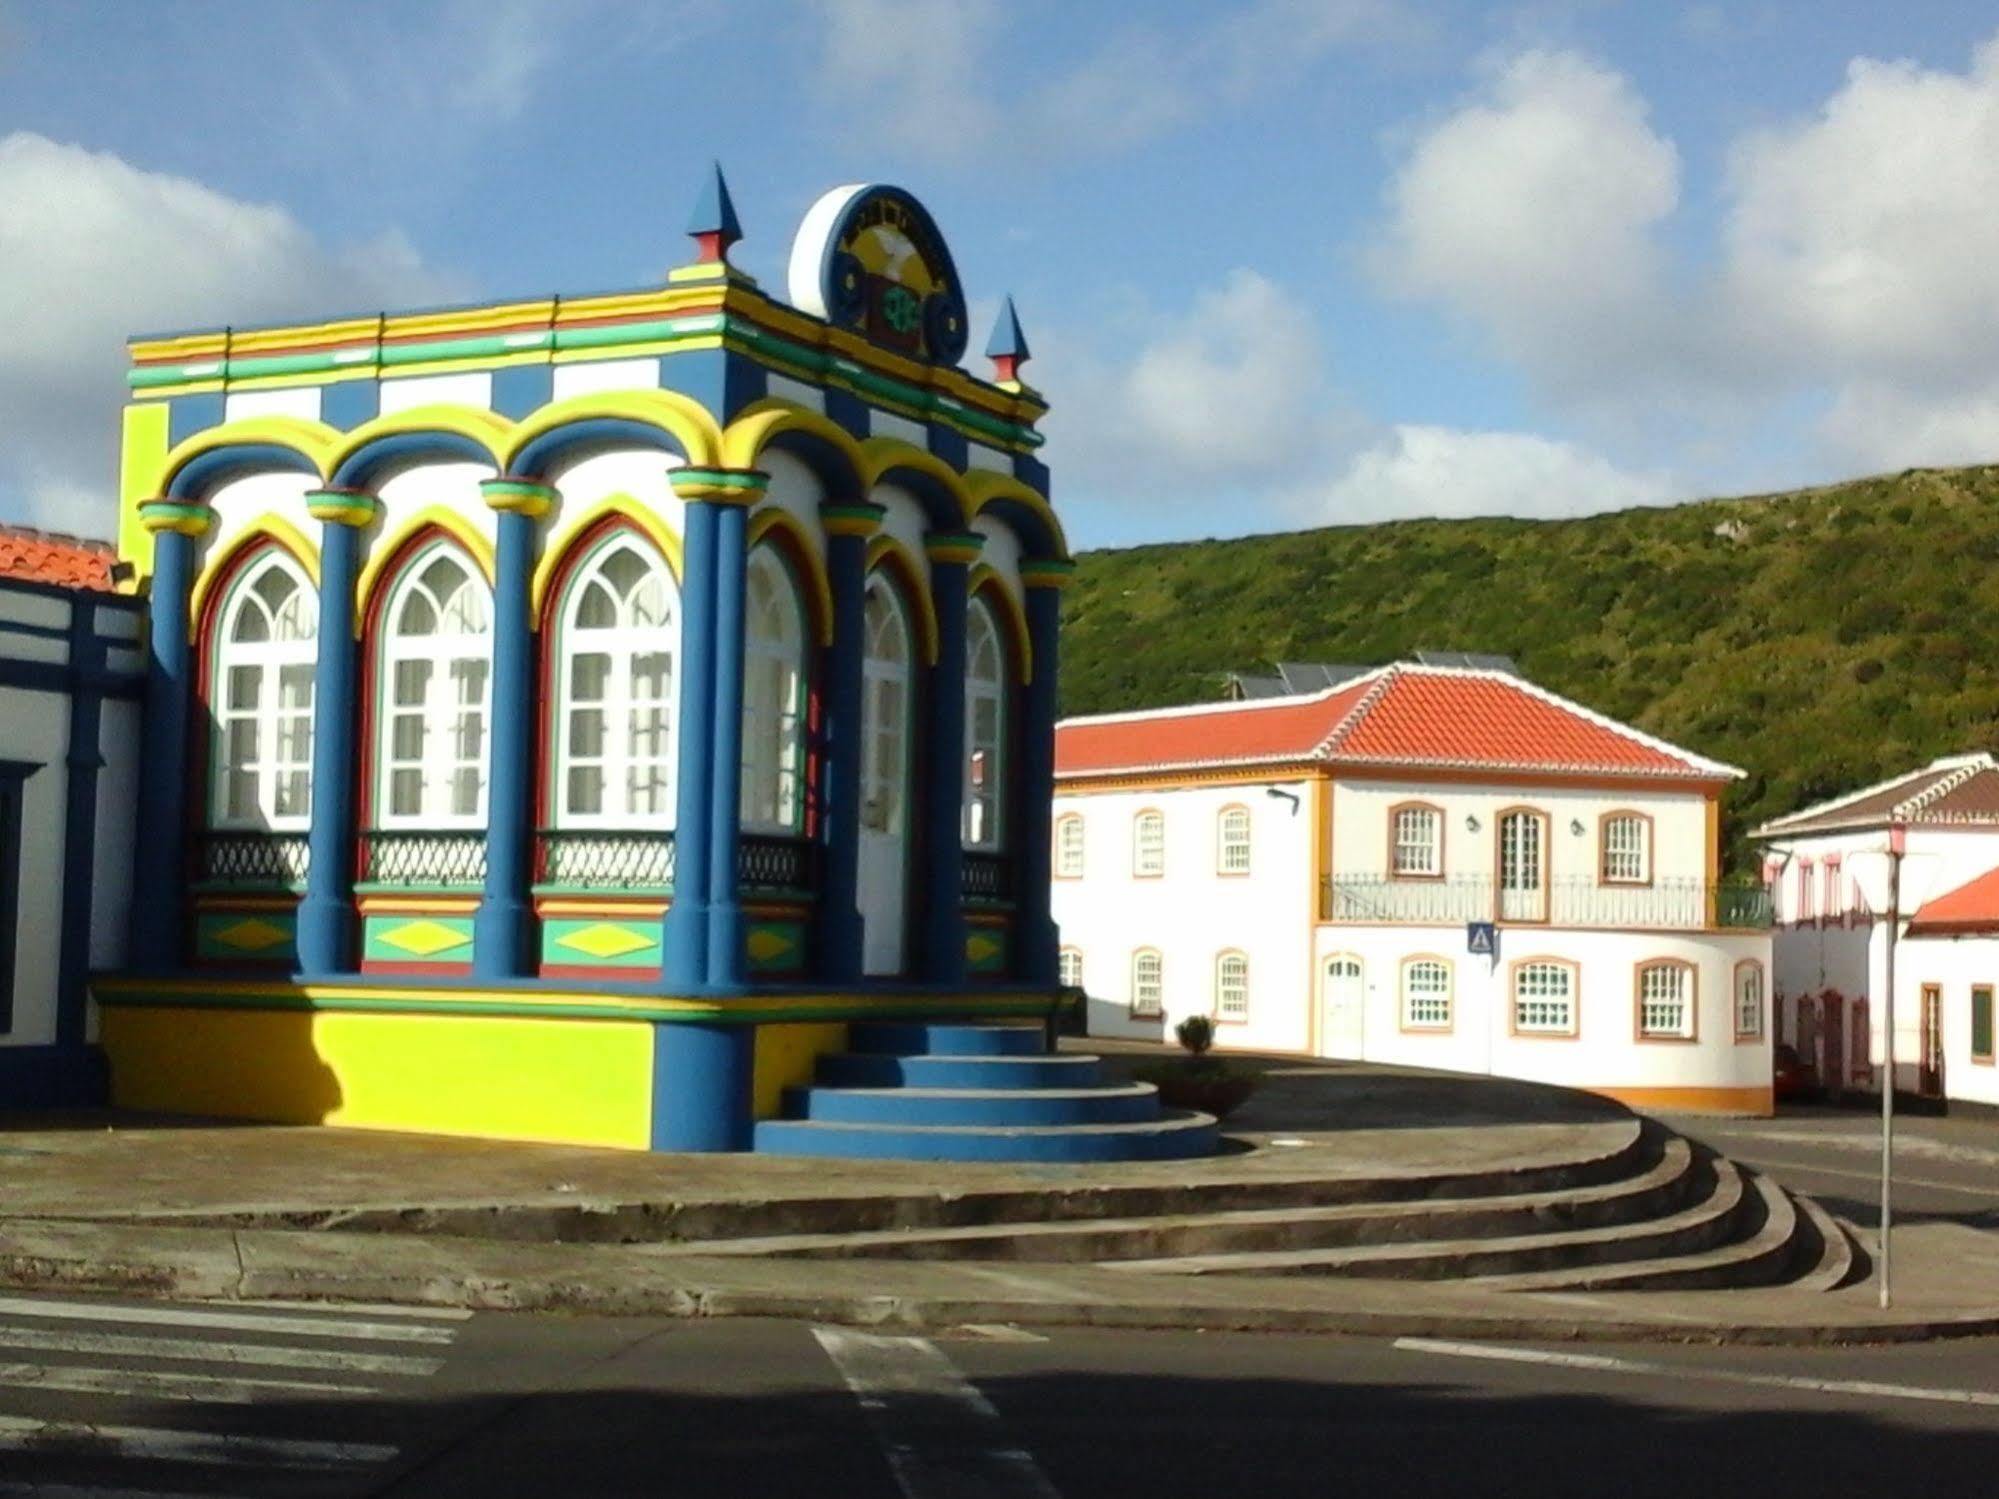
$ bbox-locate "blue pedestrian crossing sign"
[1467,922,1497,956]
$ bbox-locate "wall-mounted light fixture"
[1264,786,1300,815]
[1465,814,1481,833]
[1571,818,1586,837]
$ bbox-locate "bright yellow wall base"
[102,1008,654,1149]
[752,1021,848,1119]
[1589,1084,1774,1118]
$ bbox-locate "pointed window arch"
[208,548,318,831]
[552,531,678,828]
[374,541,493,829]
[963,593,1008,851]
[741,545,807,833]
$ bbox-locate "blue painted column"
[295,489,377,976]
[653,465,767,1153]
[813,505,883,984]
[1015,562,1073,987]
[130,500,213,971]
[472,479,552,980]
[917,532,983,987]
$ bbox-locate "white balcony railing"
[1322,874,1772,930]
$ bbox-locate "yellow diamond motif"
[556,923,657,960]
[746,928,796,962]
[377,919,472,957]
[966,933,1001,963]
[215,918,290,952]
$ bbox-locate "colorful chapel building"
[91,175,1087,1154]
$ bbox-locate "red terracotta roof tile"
[1056,665,1734,782]
[1908,864,1999,936]
[0,525,117,590]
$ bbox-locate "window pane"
[567,764,604,816]
[225,716,259,769]
[574,580,616,630]
[227,666,262,712]
[391,712,425,762]
[278,663,314,712]
[393,659,431,707]
[275,770,311,818]
[390,767,423,816]
[631,651,670,702]
[224,767,258,821]
[398,590,438,636]
[231,602,270,644]
[569,652,611,702]
[451,766,482,816]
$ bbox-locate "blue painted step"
[846,1022,1046,1057]
[815,1053,1106,1089]
[751,1112,1221,1163]
[784,1082,1161,1127]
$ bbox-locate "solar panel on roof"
[1415,650,1519,675]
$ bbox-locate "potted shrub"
[1131,1014,1258,1119]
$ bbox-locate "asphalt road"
[2,1291,1998,1497]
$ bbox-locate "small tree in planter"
[1133,1013,1257,1120]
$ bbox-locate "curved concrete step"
[1104,1155,1750,1280]
[783,1082,1161,1127]
[1789,1192,1860,1293]
[750,1110,1219,1163]
[641,1136,1703,1263]
[847,1022,1046,1057]
[816,1053,1107,1090]
[1471,1169,1800,1293]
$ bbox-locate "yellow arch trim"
[189,513,322,631]
[326,404,511,480]
[963,468,1070,562]
[968,563,1034,684]
[859,437,972,527]
[530,492,685,622]
[504,389,722,472]
[354,505,497,634]
[721,399,867,491]
[747,508,835,647]
[153,416,341,500]
[863,535,940,665]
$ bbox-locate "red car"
[1773,1043,1820,1102]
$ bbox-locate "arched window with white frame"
[1216,951,1250,1021]
[375,543,492,829]
[1734,960,1765,1040]
[1054,813,1084,878]
[1217,805,1251,875]
[962,594,1007,850]
[209,548,318,831]
[741,545,807,833]
[1130,948,1164,1018]
[1058,947,1084,990]
[1400,956,1453,1031]
[1133,809,1165,877]
[552,531,677,828]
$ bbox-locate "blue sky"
[4,0,1999,548]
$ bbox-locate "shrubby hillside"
[1060,465,1999,868]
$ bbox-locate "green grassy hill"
[1059,464,1999,869]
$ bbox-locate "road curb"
[3,1216,1995,1347]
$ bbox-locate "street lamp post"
[1879,820,1905,1310]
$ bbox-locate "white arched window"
[741,546,806,832]
[554,534,677,827]
[1216,951,1250,1020]
[376,545,492,828]
[1131,948,1164,1018]
[962,595,1006,850]
[1401,957,1453,1030]
[1055,813,1085,877]
[211,550,318,830]
[1218,806,1251,875]
[1133,810,1166,877]
[1058,948,1084,990]
[861,575,912,837]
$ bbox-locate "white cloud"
[0,133,450,535]
[811,0,1002,149]
[1819,380,1999,473]
[1372,49,1680,396]
[1311,425,1676,522]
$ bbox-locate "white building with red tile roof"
[1755,754,1999,1113]
[1054,663,1776,1115]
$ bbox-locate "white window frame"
[375,543,492,831]
[1055,813,1085,878]
[861,573,913,839]
[208,549,318,833]
[1601,813,1650,885]
[1401,957,1453,1030]
[741,546,807,834]
[962,596,1007,851]
[1133,810,1165,877]
[1058,948,1084,990]
[552,532,678,830]
[1131,949,1164,1018]
[1734,961,1764,1041]
[1392,804,1441,878]
[1216,951,1249,1020]
[1638,960,1696,1040]
[1512,959,1578,1036]
[1217,806,1251,875]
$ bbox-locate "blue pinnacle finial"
[985,295,1030,380]
[686,161,742,261]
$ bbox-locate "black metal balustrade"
[738,833,817,895]
[196,831,311,888]
[362,830,489,888]
[961,850,1014,905]
[1322,873,1774,930]
[537,829,675,891]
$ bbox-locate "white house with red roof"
[1755,753,1999,1112]
[1053,662,1776,1115]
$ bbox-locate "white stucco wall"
[538,447,687,583]
[200,471,319,577]
[870,483,933,589]
[1895,936,1999,1108]
[367,460,499,571]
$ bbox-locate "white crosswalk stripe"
[0,1294,468,1496]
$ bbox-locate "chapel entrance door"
[858,576,913,976]
[1321,955,1365,1060]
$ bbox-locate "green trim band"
[479,477,557,517]
[136,499,217,538]
[303,488,381,527]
